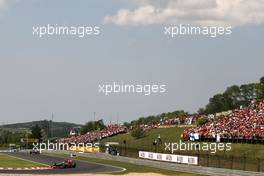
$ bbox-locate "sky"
[0,0,264,125]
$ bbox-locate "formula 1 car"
[52,159,76,169]
[29,149,40,155]
[105,143,119,156]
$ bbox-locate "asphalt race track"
[0,152,125,175]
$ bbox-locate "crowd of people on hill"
[183,101,264,141]
[140,114,200,130]
[59,100,264,144]
[60,124,127,144]
[60,115,199,144]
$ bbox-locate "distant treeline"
[0,129,27,147]
[0,120,81,138]
[124,110,189,127]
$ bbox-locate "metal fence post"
[243,154,246,170]
[207,154,209,167]
[257,158,260,172]
[218,155,221,168]
[231,156,234,169]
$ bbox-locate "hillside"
[101,127,264,159]
[0,120,81,138]
[100,126,264,171]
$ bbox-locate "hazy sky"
[0,0,264,124]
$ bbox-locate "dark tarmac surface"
[0,152,124,175]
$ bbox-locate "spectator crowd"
[183,101,264,141]
[60,124,127,144]
[140,114,200,130]
[59,101,264,144]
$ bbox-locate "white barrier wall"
[139,151,198,165]
[0,150,11,153]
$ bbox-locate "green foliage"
[256,77,264,101]
[196,117,208,126]
[0,129,27,146]
[30,124,42,142]
[197,108,206,114]
[260,77,264,84]
[80,119,105,135]
[204,76,264,114]
[131,126,146,139]
[123,122,131,128]
[130,110,189,127]
[0,121,80,138]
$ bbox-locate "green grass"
[101,127,264,172]
[101,127,264,158]
[47,153,202,176]
[102,127,185,152]
[0,154,46,168]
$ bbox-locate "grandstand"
[183,101,264,143]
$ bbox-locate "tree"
[223,85,241,108]
[130,110,189,127]
[131,126,146,139]
[256,77,264,101]
[205,94,226,114]
[196,118,208,126]
[0,129,27,147]
[123,122,130,128]
[197,108,206,114]
[80,120,105,135]
[260,76,264,84]
[239,83,257,106]
[31,124,42,142]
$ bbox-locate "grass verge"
[0,153,46,168]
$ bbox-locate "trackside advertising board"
[139,151,198,165]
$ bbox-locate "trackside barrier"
[139,151,198,165]
[0,150,10,153]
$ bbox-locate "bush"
[131,127,146,139]
[196,118,208,126]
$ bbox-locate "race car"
[52,159,76,169]
[105,143,119,156]
[29,149,40,155]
